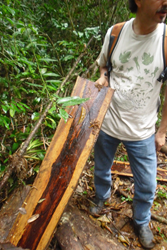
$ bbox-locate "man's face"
[138,0,167,24]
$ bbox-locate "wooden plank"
[7,76,114,250]
[111,160,167,181]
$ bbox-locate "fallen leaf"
[97,214,110,223]
[18,207,27,215]
[38,198,46,204]
[27,214,40,223]
[118,234,130,245]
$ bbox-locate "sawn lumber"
[111,160,167,181]
[7,76,114,250]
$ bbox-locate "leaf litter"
[68,143,167,250]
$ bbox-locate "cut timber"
[111,160,167,182]
[7,76,114,250]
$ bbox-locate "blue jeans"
[94,130,157,226]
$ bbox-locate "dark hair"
[129,0,138,13]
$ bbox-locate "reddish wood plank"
[7,77,114,250]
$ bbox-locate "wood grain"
[8,77,114,250]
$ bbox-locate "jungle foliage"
[0,0,133,199]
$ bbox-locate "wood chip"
[27,214,40,223]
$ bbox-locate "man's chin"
[157,14,167,23]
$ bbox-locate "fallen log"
[55,204,126,250]
[0,186,30,243]
[7,76,114,250]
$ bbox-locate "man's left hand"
[155,131,166,151]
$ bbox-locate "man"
[90,0,167,248]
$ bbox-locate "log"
[7,76,114,250]
[55,204,126,250]
[111,160,167,182]
[0,186,30,243]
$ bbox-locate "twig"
[64,0,75,31]
[151,213,167,225]
[19,101,53,156]
[39,33,64,76]
[0,101,53,191]
[41,125,47,151]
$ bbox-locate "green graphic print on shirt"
[115,50,159,111]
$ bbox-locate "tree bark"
[55,204,126,250]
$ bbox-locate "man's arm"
[96,66,109,87]
[155,85,167,151]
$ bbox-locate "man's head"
[129,0,167,24]
[129,0,138,13]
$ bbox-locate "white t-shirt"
[98,18,165,141]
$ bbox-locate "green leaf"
[45,117,56,129]
[12,142,19,152]
[21,103,31,109]
[0,115,10,129]
[31,112,40,121]
[16,103,26,112]
[46,80,61,84]
[37,153,45,161]
[64,55,74,61]
[6,6,15,16]
[7,17,15,26]
[43,73,59,77]
[27,139,43,151]
[59,109,69,122]
[40,68,47,74]
[1,105,9,113]
[57,96,89,107]
[10,108,15,117]
[48,106,56,114]
[25,82,43,88]
[47,85,57,91]
[39,58,57,62]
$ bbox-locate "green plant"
[121,195,133,202]
[157,227,167,241]
[157,189,167,199]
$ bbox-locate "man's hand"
[155,86,167,151]
[155,131,166,151]
[96,75,109,87]
[96,66,109,87]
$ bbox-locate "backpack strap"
[106,22,126,81]
[157,24,167,83]
[163,23,167,69]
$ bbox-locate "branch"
[0,101,53,191]
[57,35,95,94]
[151,213,167,225]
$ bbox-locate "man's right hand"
[96,66,109,87]
[95,75,109,87]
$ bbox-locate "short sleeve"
[96,27,113,67]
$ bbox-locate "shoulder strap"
[157,24,167,83]
[163,24,167,69]
[108,22,126,58]
[107,22,126,80]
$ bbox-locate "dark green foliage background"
[0,0,132,192]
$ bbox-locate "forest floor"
[52,144,167,250]
[1,144,167,250]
